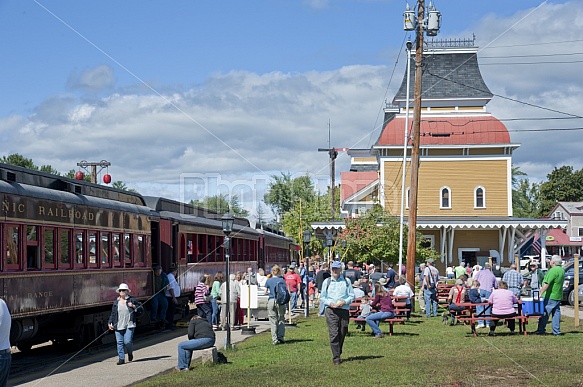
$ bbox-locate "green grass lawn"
[136,308,583,387]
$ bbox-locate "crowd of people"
[101,253,566,371]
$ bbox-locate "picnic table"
[455,300,542,336]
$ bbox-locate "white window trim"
[422,234,435,249]
[474,186,486,209]
[440,186,451,209]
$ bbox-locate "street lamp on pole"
[303,229,311,318]
[326,237,334,263]
[221,213,234,349]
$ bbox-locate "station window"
[43,228,56,269]
[474,186,486,208]
[440,187,451,209]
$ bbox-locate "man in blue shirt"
[264,265,287,345]
[320,260,355,365]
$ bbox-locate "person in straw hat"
[108,283,143,365]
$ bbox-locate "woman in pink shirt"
[487,281,518,336]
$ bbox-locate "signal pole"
[403,0,441,288]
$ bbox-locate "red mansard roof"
[340,171,378,202]
[377,116,511,146]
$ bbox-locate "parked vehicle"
[563,261,583,305]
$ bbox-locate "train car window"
[76,231,87,268]
[26,226,40,270]
[207,235,214,263]
[136,235,145,266]
[183,234,191,264]
[4,224,20,270]
[101,233,110,268]
[215,235,222,262]
[112,233,122,267]
[87,231,99,267]
[43,228,56,269]
[197,234,205,262]
[59,229,71,269]
[230,238,239,261]
[124,234,132,266]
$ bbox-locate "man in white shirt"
[165,266,181,330]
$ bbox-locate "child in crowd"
[468,280,482,303]
[355,296,372,331]
[308,280,315,308]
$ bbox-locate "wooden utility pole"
[406,0,425,288]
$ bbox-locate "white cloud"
[67,64,115,92]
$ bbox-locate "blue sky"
[0,0,581,218]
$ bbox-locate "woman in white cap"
[108,283,143,365]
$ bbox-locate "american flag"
[531,236,541,254]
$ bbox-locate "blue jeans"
[423,288,438,317]
[289,291,298,310]
[177,337,215,370]
[0,351,11,387]
[211,298,220,326]
[151,293,168,322]
[477,289,491,326]
[365,311,396,336]
[115,328,134,360]
[537,298,561,335]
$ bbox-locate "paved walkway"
[11,321,272,387]
[561,305,583,320]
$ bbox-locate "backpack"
[275,280,290,305]
[217,351,228,364]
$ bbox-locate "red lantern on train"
[75,171,84,180]
[103,174,112,184]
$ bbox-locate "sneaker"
[272,340,279,345]
[476,324,485,329]
[488,332,495,336]
[278,338,285,344]
[128,353,133,362]
[374,334,384,339]
[117,359,125,365]
[509,331,517,336]
[333,359,341,366]
[174,367,189,372]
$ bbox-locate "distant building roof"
[556,202,583,214]
[340,171,378,202]
[376,116,511,146]
[393,47,493,105]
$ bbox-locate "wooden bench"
[350,317,405,336]
[457,315,542,336]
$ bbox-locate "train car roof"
[143,196,258,238]
[0,163,152,214]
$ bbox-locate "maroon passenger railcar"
[144,197,298,287]
[0,164,155,350]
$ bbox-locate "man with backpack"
[319,260,355,366]
[264,265,288,345]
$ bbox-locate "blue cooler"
[521,297,544,316]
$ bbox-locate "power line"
[480,60,583,65]
[426,70,583,119]
[482,38,583,49]
[480,52,583,59]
